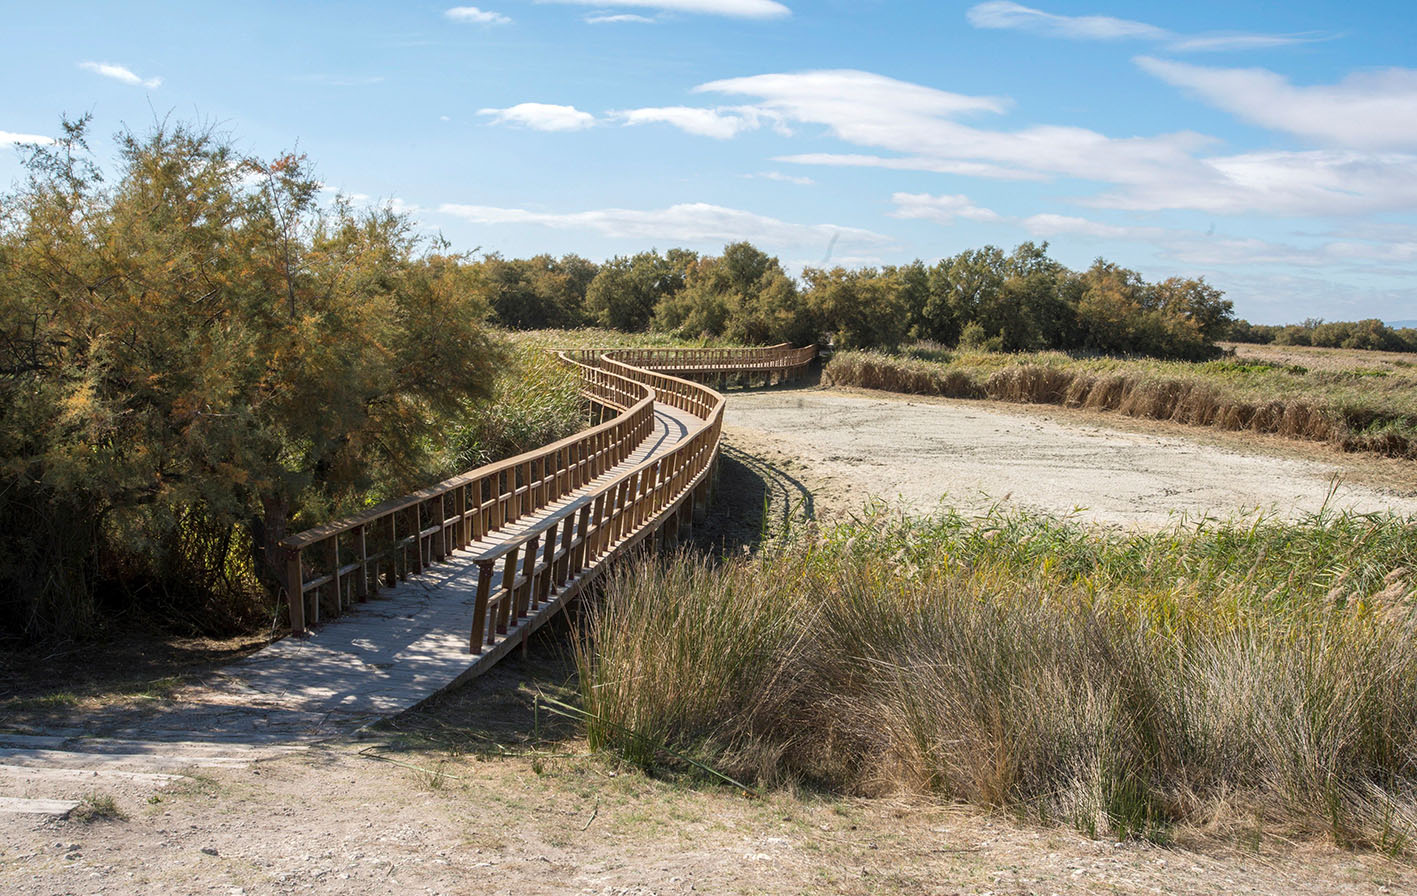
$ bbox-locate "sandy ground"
[724,387,1417,527]
[5,653,1415,896]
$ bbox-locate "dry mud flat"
[725,388,1417,526]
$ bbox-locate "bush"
[0,118,505,639]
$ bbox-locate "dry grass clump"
[575,508,1417,850]
[825,349,1417,458]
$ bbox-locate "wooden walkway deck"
[0,345,813,816]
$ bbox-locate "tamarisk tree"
[0,118,501,638]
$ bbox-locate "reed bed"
[575,508,1417,849]
[446,341,586,471]
[825,348,1417,459]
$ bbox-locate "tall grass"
[446,342,586,471]
[825,348,1417,459]
[575,508,1417,848]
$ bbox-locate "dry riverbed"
[724,386,1417,527]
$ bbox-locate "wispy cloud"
[537,0,789,20]
[436,201,887,248]
[749,171,814,185]
[78,61,161,88]
[613,105,782,139]
[1136,57,1417,150]
[585,13,657,24]
[0,129,54,146]
[445,6,512,25]
[693,67,1417,218]
[890,192,1001,224]
[967,2,1164,41]
[966,2,1319,53]
[698,69,1209,188]
[478,102,596,131]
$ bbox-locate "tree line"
[1227,318,1417,353]
[473,241,1236,362]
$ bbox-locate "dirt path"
[5,648,1414,896]
[724,387,1417,527]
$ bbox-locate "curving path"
[0,347,807,818]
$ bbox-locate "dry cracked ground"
[5,386,1417,896]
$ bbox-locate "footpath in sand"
[725,387,1417,527]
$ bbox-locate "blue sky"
[4,1,1416,324]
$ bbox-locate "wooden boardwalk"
[0,345,813,817]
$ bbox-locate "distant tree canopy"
[0,118,505,639]
[1226,317,1417,353]
[473,237,1235,361]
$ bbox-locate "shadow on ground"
[688,438,817,557]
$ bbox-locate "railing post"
[387,514,400,586]
[538,522,557,605]
[286,548,305,635]
[572,504,592,572]
[516,535,538,619]
[409,505,424,574]
[356,525,369,601]
[325,536,340,620]
[470,559,494,654]
[497,546,520,635]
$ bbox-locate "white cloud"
[1137,57,1417,150]
[775,152,1051,181]
[1020,213,1156,240]
[0,130,54,146]
[1167,33,1319,53]
[445,6,512,24]
[436,201,888,248]
[890,192,1000,224]
[585,13,657,23]
[695,67,1417,218]
[1015,212,1417,273]
[538,0,789,19]
[614,105,778,139]
[1094,149,1417,216]
[699,69,1211,187]
[78,61,161,89]
[477,103,596,131]
[966,2,1316,53]
[750,171,814,185]
[967,2,1165,41]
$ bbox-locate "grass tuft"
[72,791,125,823]
[575,507,1417,848]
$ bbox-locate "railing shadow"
[690,442,816,558]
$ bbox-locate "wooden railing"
[280,363,655,634]
[462,351,723,658]
[279,347,750,653]
[563,343,816,381]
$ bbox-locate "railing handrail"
[558,343,816,372]
[280,365,652,550]
[279,343,807,644]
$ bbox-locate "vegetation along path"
[0,347,813,822]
